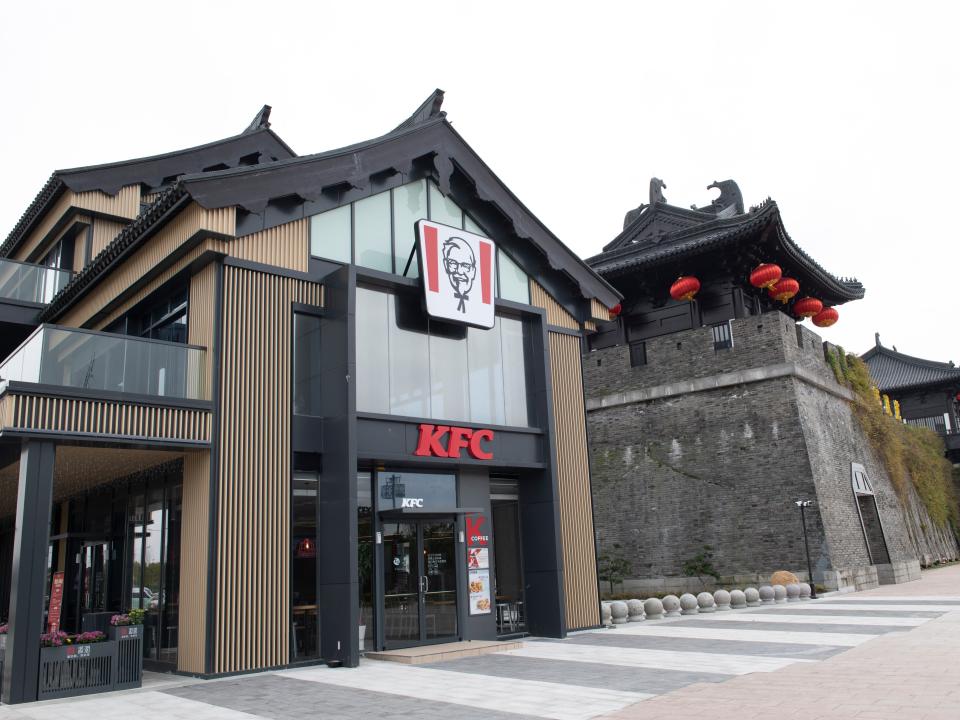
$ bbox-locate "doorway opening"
[491,476,526,637]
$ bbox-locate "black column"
[316,266,359,666]
[2,440,55,704]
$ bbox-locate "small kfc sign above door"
[416,220,495,329]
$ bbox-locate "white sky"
[2,1,957,362]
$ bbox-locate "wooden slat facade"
[230,219,309,271]
[212,265,322,673]
[548,331,601,630]
[530,279,579,330]
[178,450,210,673]
[0,392,211,444]
[590,297,612,322]
[90,218,127,257]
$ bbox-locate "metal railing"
[0,325,207,401]
[0,258,72,305]
[905,415,948,434]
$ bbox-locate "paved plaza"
[4,565,960,719]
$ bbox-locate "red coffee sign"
[48,571,65,633]
[466,515,489,546]
[414,423,494,460]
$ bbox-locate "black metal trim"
[204,259,224,674]
[547,324,582,337]
[222,256,317,283]
[0,428,208,448]
[1,381,213,410]
[355,411,544,436]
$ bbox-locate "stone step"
[365,639,524,665]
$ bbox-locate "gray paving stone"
[746,608,945,618]
[666,618,904,634]
[544,631,846,659]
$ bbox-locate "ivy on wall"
[827,347,959,534]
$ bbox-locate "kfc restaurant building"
[0,91,619,701]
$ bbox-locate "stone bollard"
[773,584,787,604]
[663,594,682,617]
[643,597,665,620]
[713,589,732,610]
[759,585,775,604]
[785,583,801,602]
[697,591,716,613]
[680,593,699,615]
[730,589,747,609]
[627,599,645,622]
[611,601,629,624]
[745,587,761,606]
[799,582,812,600]
[601,602,612,626]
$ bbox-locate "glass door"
[381,519,459,648]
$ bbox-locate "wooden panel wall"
[90,218,127,257]
[188,263,217,399]
[548,331,600,630]
[178,450,210,673]
[72,218,92,270]
[213,266,322,673]
[2,392,211,443]
[230,219,308,272]
[13,191,75,262]
[60,203,235,328]
[590,298,612,322]
[530,279,579,330]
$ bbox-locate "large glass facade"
[308,180,530,297]
[293,313,323,415]
[357,472,374,651]
[356,286,532,426]
[291,471,319,660]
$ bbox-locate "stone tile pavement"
[2,564,958,719]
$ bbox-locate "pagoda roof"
[586,183,865,306]
[862,336,960,394]
[1,106,296,258]
[40,91,620,322]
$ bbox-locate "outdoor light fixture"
[794,499,818,599]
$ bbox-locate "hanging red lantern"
[670,276,701,302]
[609,303,622,319]
[749,263,782,289]
[768,277,800,303]
[812,306,839,327]
[296,537,316,558]
[793,296,823,318]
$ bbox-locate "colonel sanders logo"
[417,219,495,329]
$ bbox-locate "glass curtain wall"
[357,472,374,651]
[291,471,319,660]
[356,287,534,427]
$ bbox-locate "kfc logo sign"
[466,515,489,546]
[416,219,495,329]
[414,423,494,460]
[400,497,424,508]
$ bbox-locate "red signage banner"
[47,571,65,633]
[414,423,494,460]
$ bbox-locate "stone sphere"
[696,591,716,612]
[626,599,645,621]
[730,589,747,608]
[759,585,775,603]
[643,597,665,620]
[610,600,629,624]
[773,584,788,603]
[745,587,761,606]
[713,589,732,610]
[799,582,812,599]
[662,594,682,616]
[771,570,800,586]
[785,583,801,602]
[680,593,699,614]
[600,602,612,625]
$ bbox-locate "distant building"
[583,179,958,596]
[863,336,960,463]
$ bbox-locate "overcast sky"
[2,2,957,362]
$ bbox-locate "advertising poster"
[467,547,489,570]
[47,571,65,633]
[468,568,491,615]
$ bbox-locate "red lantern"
[768,277,800,303]
[296,537,316,558]
[793,296,823,318]
[749,263,782,289]
[609,303,622,319]
[812,306,839,327]
[670,276,701,302]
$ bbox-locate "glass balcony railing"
[0,259,73,305]
[0,325,208,401]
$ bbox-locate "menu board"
[468,569,491,615]
[467,547,489,570]
[48,571,65,633]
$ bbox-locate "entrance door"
[381,519,458,647]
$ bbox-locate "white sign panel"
[468,568,492,615]
[416,219,496,329]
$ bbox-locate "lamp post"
[794,500,818,599]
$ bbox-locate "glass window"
[354,191,392,272]
[356,288,390,414]
[429,183,463,229]
[377,471,457,510]
[392,180,427,278]
[310,204,351,263]
[468,320,506,425]
[464,215,484,235]
[429,333,470,421]
[357,472,374,650]
[500,317,530,426]
[498,249,529,304]
[294,314,323,416]
[388,295,430,417]
[291,471,319,660]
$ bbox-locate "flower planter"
[38,641,115,701]
[108,625,144,690]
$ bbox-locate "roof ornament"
[392,89,446,132]
[706,180,744,215]
[243,105,272,133]
[875,332,882,347]
[650,177,667,204]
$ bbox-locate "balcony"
[0,258,72,306]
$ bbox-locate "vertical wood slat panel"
[229,219,309,272]
[213,266,321,674]
[178,451,210,673]
[530,279,579,330]
[590,298,612,322]
[549,331,601,631]
[90,219,128,257]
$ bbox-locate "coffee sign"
[416,220,495,329]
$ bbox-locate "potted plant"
[108,609,145,641]
[0,622,7,653]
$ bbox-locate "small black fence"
[36,628,142,701]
